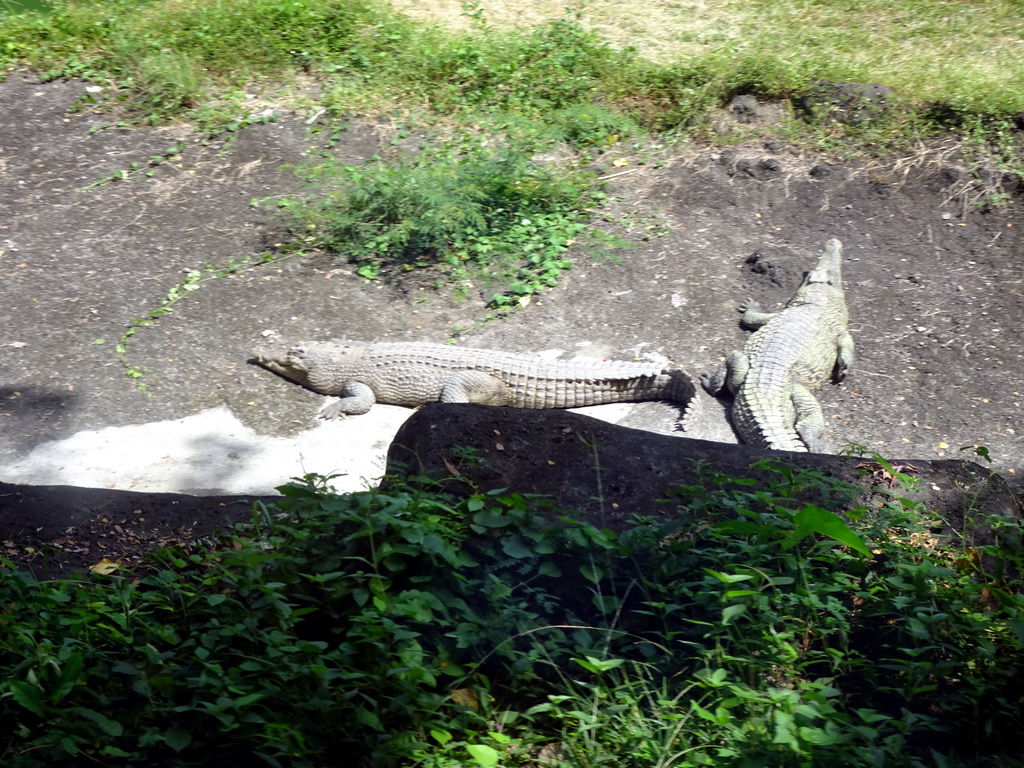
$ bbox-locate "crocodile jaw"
[804,238,843,286]
[252,347,309,385]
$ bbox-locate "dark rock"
[734,156,784,180]
[728,94,760,123]
[384,405,1022,547]
[0,481,282,578]
[744,248,796,287]
[797,81,893,125]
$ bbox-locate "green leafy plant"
[1,461,1021,767]
[266,140,608,307]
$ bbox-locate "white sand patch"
[0,406,413,496]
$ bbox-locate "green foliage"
[412,12,615,116]
[266,140,606,307]
[1,463,1022,766]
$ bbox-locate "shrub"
[268,140,605,307]
[1,463,1021,766]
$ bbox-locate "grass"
[0,464,1021,766]
[4,0,1024,121]
[261,135,614,308]
[388,0,1024,115]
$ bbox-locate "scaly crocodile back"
[733,305,844,450]
[730,238,851,451]
[310,340,695,409]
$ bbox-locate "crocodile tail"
[665,367,699,431]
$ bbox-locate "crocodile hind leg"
[834,330,855,383]
[441,371,514,406]
[320,381,376,419]
[701,351,750,397]
[738,300,778,330]
[791,383,828,452]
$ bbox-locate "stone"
[384,404,1021,548]
[797,81,893,125]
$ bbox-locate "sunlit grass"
[390,0,1024,114]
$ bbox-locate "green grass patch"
[5,0,1024,132]
[1,463,1022,766]
[263,137,613,308]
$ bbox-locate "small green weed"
[114,251,297,388]
[78,141,187,191]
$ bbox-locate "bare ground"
[1,72,1022,573]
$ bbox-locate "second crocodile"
[701,238,855,452]
[253,339,698,424]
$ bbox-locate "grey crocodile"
[253,339,697,423]
[701,238,854,452]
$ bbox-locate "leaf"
[472,509,511,528]
[8,680,45,716]
[690,700,719,723]
[431,728,453,746]
[502,534,533,559]
[163,725,193,753]
[573,656,624,675]
[450,688,480,710]
[466,744,500,767]
[53,652,85,701]
[538,561,561,578]
[69,706,124,737]
[234,692,264,707]
[721,604,747,625]
[703,568,754,584]
[723,589,760,598]
[89,558,120,575]
[793,505,871,555]
[706,668,728,686]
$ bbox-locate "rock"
[384,404,1022,547]
[710,96,784,135]
[0,481,282,577]
[735,156,784,180]
[729,94,760,123]
[797,81,893,125]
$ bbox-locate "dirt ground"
[2,72,1022,574]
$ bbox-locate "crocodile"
[701,238,854,452]
[253,339,698,423]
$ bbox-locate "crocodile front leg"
[320,381,376,419]
[440,371,513,406]
[835,330,855,383]
[791,383,827,452]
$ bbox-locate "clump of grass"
[390,0,1024,119]
[266,139,608,307]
